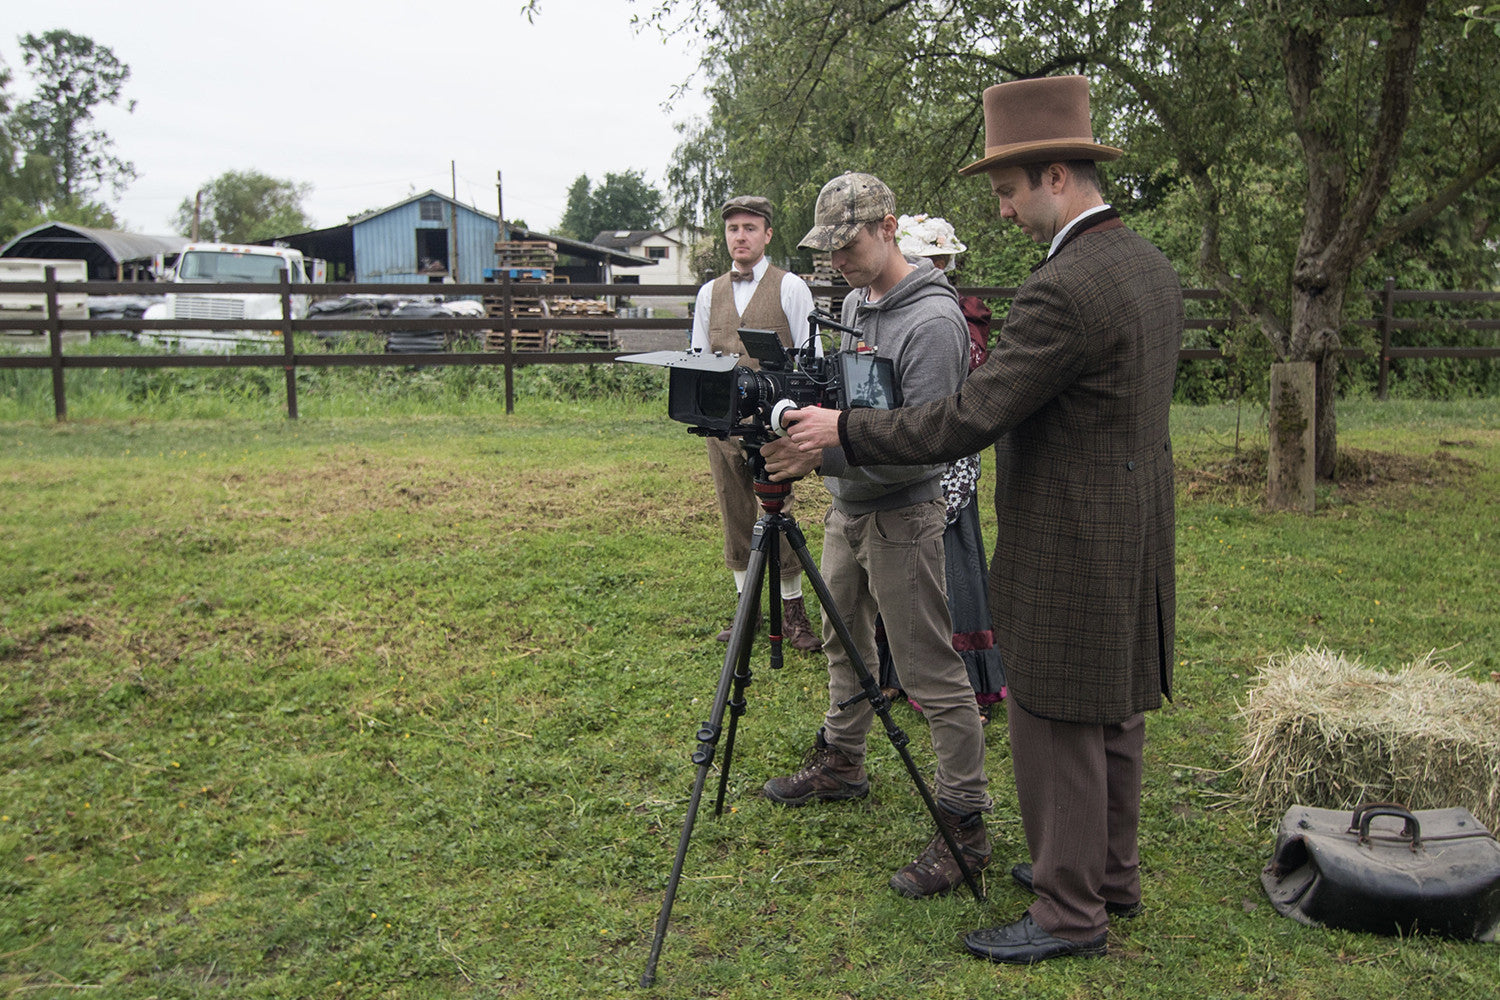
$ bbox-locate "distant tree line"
[0,29,133,241]
[0,28,312,246]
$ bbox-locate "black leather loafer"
[963,914,1107,964]
[1009,863,1145,919]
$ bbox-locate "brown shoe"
[889,806,991,899]
[762,730,868,806]
[781,596,823,652]
[715,611,763,642]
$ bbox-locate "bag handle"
[1348,801,1422,850]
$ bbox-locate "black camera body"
[620,313,899,446]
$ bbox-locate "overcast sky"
[1,1,708,236]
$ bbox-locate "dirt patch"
[1178,445,1477,505]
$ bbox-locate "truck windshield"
[177,251,299,283]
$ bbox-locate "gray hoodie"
[819,260,968,513]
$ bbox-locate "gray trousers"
[1009,700,1145,939]
[818,501,990,814]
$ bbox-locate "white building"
[591,226,702,317]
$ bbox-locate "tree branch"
[1362,133,1500,260]
[1325,0,1430,273]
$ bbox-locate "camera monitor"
[838,351,899,410]
[736,327,791,369]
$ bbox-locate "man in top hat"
[690,195,821,652]
[759,172,993,901]
[767,76,1184,964]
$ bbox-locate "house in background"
[590,226,701,316]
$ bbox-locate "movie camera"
[618,312,899,446]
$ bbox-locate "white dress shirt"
[690,256,818,354]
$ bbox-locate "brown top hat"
[958,75,1123,176]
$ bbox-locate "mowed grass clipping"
[1,398,1498,1000]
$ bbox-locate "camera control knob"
[770,399,800,437]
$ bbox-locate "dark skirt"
[877,495,1006,702]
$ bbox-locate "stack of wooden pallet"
[807,257,847,319]
[484,240,558,351]
[549,297,618,351]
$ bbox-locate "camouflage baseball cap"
[798,172,896,251]
[720,195,774,225]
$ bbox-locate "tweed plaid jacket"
[843,221,1183,724]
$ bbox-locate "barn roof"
[0,222,187,279]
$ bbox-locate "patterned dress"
[877,295,1006,715]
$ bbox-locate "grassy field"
[1,395,1497,999]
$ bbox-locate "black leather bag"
[1261,802,1500,942]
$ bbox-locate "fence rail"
[1,270,1495,421]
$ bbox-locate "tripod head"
[719,436,794,512]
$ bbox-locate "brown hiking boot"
[715,611,763,642]
[889,806,991,899]
[762,730,868,806]
[781,596,823,652]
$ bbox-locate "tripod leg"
[715,530,773,816]
[641,530,770,988]
[778,515,986,905]
[764,516,784,672]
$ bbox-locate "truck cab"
[143,243,327,351]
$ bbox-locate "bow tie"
[730,268,755,282]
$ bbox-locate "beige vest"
[708,264,794,370]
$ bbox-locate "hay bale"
[1237,646,1500,832]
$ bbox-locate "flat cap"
[720,196,774,225]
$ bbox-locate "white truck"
[142,242,327,352]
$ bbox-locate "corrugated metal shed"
[263,193,659,285]
[350,191,499,285]
[1,222,186,279]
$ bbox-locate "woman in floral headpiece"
[873,215,1007,720]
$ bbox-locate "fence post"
[46,265,67,421]
[502,272,515,415]
[281,271,299,419]
[1377,276,1395,401]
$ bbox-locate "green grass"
[1,398,1498,998]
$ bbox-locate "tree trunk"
[1314,349,1339,479]
[1268,361,1317,512]
[1281,272,1348,497]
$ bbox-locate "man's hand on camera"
[780,405,843,451]
[761,435,821,482]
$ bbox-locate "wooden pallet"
[484,329,548,352]
[807,257,847,317]
[551,329,618,351]
[494,240,558,268]
[483,296,550,321]
[550,298,614,317]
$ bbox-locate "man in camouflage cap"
[759,172,993,900]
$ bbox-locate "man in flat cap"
[690,195,821,651]
[759,172,993,900]
[769,77,1184,963]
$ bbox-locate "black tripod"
[641,443,985,988]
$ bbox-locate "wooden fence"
[0,270,1496,421]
